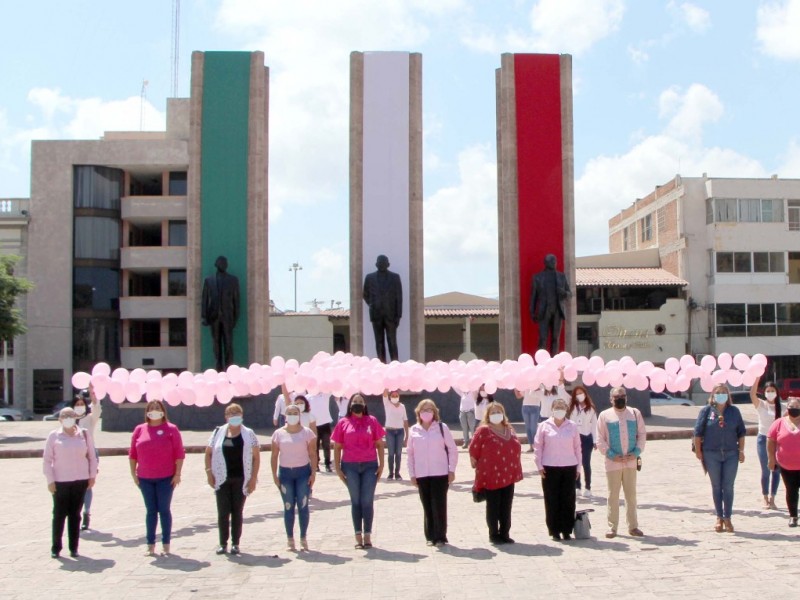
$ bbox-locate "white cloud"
[462,0,624,56]
[310,246,345,281]
[627,44,649,64]
[658,84,723,141]
[777,139,800,176]
[669,1,711,33]
[757,0,800,59]
[424,144,497,263]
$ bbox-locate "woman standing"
[72,387,101,530]
[205,403,261,555]
[534,398,581,541]
[294,395,318,436]
[768,397,800,527]
[129,400,185,556]
[514,386,541,453]
[332,394,385,549]
[407,399,458,547]
[470,402,523,545]
[568,385,598,498]
[751,375,782,508]
[693,385,746,533]
[382,389,409,480]
[271,404,317,551]
[474,385,492,429]
[43,407,98,558]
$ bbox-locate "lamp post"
[289,262,302,312]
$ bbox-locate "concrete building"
[20,51,270,413]
[608,174,800,380]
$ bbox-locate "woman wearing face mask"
[294,395,318,436]
[534,398,582,541]
[382,389,409,480]
[71,386,101,531]
[470,402,523,544]
[767,397,800,527]
[474,385,492,427]
[693,385,746,533]
[331,395,385,549]
[129,400,185,556]
[271,404,317,551]
[43,407,98,558]
[568,385,598,498]
[407,399,458,547]
[750,375,783,508]
[205,403,261,555]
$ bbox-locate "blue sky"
[2,1,799,312]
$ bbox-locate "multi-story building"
[609,174,800,380]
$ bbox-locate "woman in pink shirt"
[768,397,800,527]
[534,397,582,541]
[270,403,317,551]
[129,400,185,556]
[407,399,458,547]
[43,407,98,558]
[332,394,385,549]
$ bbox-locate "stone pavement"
[1,403,798,599]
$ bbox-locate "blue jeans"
[139,476,174,545]
[576,434,594,490]
[341,460,379,534]
[386,429,404,476]
[459,410,476,446]
[703,450,740,518]
[757,434,781,497]
[522,405,540,447]
[279,465,312,539]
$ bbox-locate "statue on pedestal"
[363,254,402,363]
[529,253,571,355]
[202,256,240,370]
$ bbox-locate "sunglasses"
[613,395,627,400]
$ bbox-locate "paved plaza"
[2,408,799,599]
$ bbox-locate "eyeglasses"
[613,395,627,400]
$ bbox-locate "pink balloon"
[164,387,181,407]
[572,356,589,371]
[111,368,129,383]
[700,355,717,372]
[129,368,147,384]
[700,375,715,393]
[125,381,144,402]
[518,353,534,368]
[650,379,666,393]
[234,380,250,397]
[178,371,194,387]
[609,371,625,388]
[91,375,109,399]
[145,381,163,402]
[711,370,728,385]
[484,381,498,395]
[285,358,300,371]
[733,353,750,371]
[675,374,691,392]
[634,375,650,391]
[742,371,756,387]
[666,379,680,393]
[582,370,596,386]
[717,353,733,370]
[595,371,610,388]
[108,381,126,404]
[92,362,111,377]
[727,370,743,388]
[665,358,680,374]
[71,372,91,389]
[248,379,261,396]
[534,349,551,364]
[637,361,655,377]
[217,384,234,404]
[179,388,196,406]
[563,366,578,382]
[587,356,605,371]
[679,354,695,370]
[752,353,768,367]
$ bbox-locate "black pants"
[316,423,332,468]
[371,317,398,363]
[781,468,800,518]
[576,435,593,490]
[537,308,563,356]
[485,483,515,539]
[52,480,89,554]
[215,477,246,546]
[210,319,234,370]
[417,475,449,543]
[542,465,577,536]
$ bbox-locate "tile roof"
[576,268,687,287]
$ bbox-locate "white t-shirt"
[306,393,333,426]
[456,389,477,412]
[383,395,409,429]
[335,397,349,419]
[568,405,598,438]
[756,399,782,436]
[537,385,568,419]
[475,397,489,422]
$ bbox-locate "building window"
[789,200,800,231]
[733,252,752,272]
[73,166,123,210]
[790,252,800,284]
[168,319,186,347]
[74,217,121,260]
[129,173,163,196]
[747,303,777,336]
[714,198,738,222]
[753,251,785,273]
[73,267,120,310]
[168,270,186,296]
[716,252,733,273]
[168,220,187,246]
[640,214,652,242]
[708,198,784,223]
[128,223,162,247]
[168,171,187,195]
[73,317,120,366]
[716,304,746,337]
[716,251,784,274]
[777,303,800,336]
[716,302,800,337]
[128,272,161,297]
[623,223,636,250]
[129,320,160,347]
[657,207,666,234]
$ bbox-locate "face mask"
[228,416,243,426]
[765,392,777,402]
[576,394,585,403]
[480,391,487,398]
[420,410,434,423]
[296,403,306,412]
[74,406,86,416]
[613,397,626,410]
[489,413,503,425]
[351,404,365,415]
[147,411,164,421]
[286,414,301,425]
[61,417,76,429]
[714,394,728,406]
[788,408,800,418]
[390,396,400,404]
[553,409,567,420]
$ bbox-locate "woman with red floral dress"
[469,402,523,544]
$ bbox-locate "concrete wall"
[269,315,333,361]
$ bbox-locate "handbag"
[472,487,487,503]
[691,405,711,452]
[574,509,594,539]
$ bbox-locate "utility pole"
[288,262,302,312]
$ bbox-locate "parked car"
[0,401,33,421]
[42,400,71,421]
[729,391,751,405]
[650,391,693,406]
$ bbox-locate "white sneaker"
[584,489,592,499]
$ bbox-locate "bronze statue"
[201,256,240,370]
[362,254,402,363]
[529,253,571,355]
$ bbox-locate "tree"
[0,255,34,342]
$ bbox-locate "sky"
[2,0,800,312]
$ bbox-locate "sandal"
[723,518,734,533]
[714,518,723,533]
[354,534,364,549]
[287,538,296,551]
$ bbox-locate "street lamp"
[288,262,302,311]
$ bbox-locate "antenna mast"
[140,79,149,130]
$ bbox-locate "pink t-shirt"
[129,422,186,479]
[271,427,316,468]
[768,417,800,471]
[331,415,385,463]
[43,428,99,484]
[533,418,582,472]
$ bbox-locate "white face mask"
[576,394,585,403]
[295,403,306,412]
[765,391,777,402]
[489,413,504,425]
[553,409,567,420]
[74,406,86,416]
[147,411,164,421]
[390,396,400,404]
[286,414,301,426]
[61,417,76,429]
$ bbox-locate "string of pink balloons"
[70,350,769,406]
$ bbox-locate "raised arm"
[750,375,761,409]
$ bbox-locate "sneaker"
[426,540,434,546]
[789,518,798,528]
[584,489,592,499]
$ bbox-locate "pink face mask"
[420,410,435,423]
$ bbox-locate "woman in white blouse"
[382,390,409,480]
[567,385,598,498]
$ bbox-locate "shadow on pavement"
[295,550,352,565]
[577,539,632,552]
[58,556,116,572]
[638,502,773,518]
[437,545,496,560]
[728,530,800,542]
[230,553,291,567]
[0,435,46,444]
[637,535,698,547]
[149,554,211,571]
[363,547,426,562]
[492,542,562,556]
